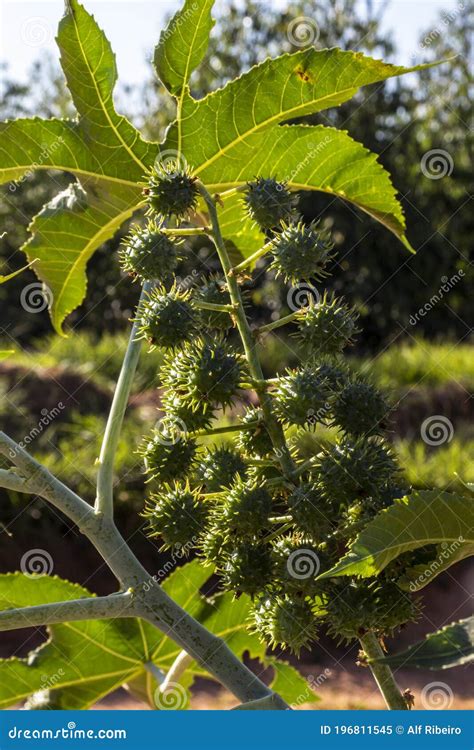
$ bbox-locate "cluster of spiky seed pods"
[119,165,419,654]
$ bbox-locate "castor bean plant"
[0,0,472,711]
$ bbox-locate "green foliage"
[320,490,474,582]
[0,0,439,333]
[372,616,474,670]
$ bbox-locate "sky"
[0,0,462,87]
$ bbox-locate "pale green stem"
[189,421,260,439]
[359,632,408,710]
[162,227,210,236]
[193,300,235,313]
[160,651,193,693]
[258,310,301,334]
[228,239,273,276]
[96,281,152,518]
[0,435,286,707]
[0,592,135,632]
[197,182,295,477]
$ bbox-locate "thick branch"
[0,432,95,532]
[359,631,408,710]
[0,592,135,632]
[0,468,28,493]
[96,281,152,518]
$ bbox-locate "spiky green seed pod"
[138,286,197,350]
[196,445,247,492]
[271,534,325,596]
[332,380,389,437]
[337,483,409,540]
[144,481,207,549]
[317,438,399,506]
[325,579,418,642]
[237,407,274,457]
[252,594,318,654]
[119,222,181,282]
[221,478,272,537]
[287,483,334,540]
[295,293,359,356]
[244,177,297,230]
[146,162,199,219]
[161,337,243,409]
[162,393,215,433]
[269,221,334,283]
[273,367,332,427]
[195,277,233,330]
[198,521,235,565]
[139,429,196,483]
[222,541,273,596]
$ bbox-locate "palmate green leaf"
[0,574,153,710]
[268,659,319,706]
[154,0,215,95]
[372,617,474,670]
[0,562,311,709]
[24,182,143,334]
[318,491,474,581]
[164,48,443,250]
[0,0,157,334]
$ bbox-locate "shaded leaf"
[372,617,474,670]
[318,491,474,580]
